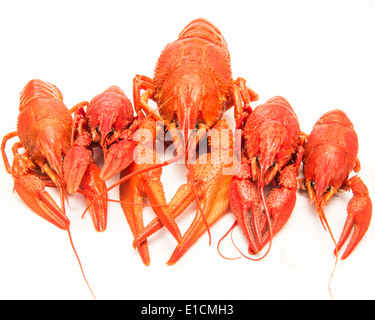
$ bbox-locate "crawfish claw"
[100,138,136,181]
[336,176,372,259]
[80,163,108,232]
[14,174,70,230]
[64,144,92,194]
[229,176,262,254]
[229,164,298,255]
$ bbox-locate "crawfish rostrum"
[2,18,372,297]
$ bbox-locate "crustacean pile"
[1,18,372,297]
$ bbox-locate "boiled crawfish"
[1,79,99,296]
[229,96,305,256]
[64,85,136,231]
[302,109,372,259]
[2,79,71,229]
[98,18,258,264]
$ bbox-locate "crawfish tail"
[178,18,228,48]
[19,79,63,111]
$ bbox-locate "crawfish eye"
[107,128,114,137]
[326,185,331,192]
[175,121,179,128]
[96,126,100,134]
[256,155,260,166]
[310,180,315,188]
[272,161,276,167]
[195,122,199,129]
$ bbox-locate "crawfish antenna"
[317,206,338,299]
[217,221,241,260]
[66,228,96,299]
[256,182,274,260]
[82,151,183,217]
[189,163,212,245]
[230,216,272,262]
[187,126,213,245]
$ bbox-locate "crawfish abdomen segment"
[178,18,228,48]
[19,79,63,111]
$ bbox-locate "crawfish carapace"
[303,109,372,259]
[229,96,305,257]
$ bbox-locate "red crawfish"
[302,109,372,260]
[228,96,305,257]
[91,18,258,264]
[130,17,258,264]
[64,86,136,231]
[2,79,71,229]
[1,79,97,297]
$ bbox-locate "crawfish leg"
[68,101,89,120]
[69,101,89,143]
[231,77,258,126]
[133,75,155,113]
[1,131,19,173]
[133,75,167,126]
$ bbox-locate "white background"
[0,0,374,300]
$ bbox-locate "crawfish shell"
[243,101,301,165]
[153,38,233,103]
[17,97,72,163]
